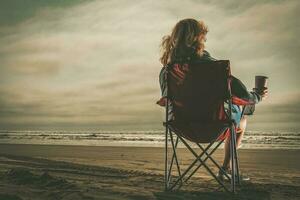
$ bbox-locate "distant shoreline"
[1,129,300,149]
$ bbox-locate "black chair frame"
[163,61,242,193]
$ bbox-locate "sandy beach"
[0,144,299,200]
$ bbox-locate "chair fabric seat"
[166,120,231,143]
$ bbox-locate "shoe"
[217,167,231,182]
[217,167,250,182]
[239,174,250,181]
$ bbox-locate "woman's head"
[160,18,208,65]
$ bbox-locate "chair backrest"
[167,60,231,123]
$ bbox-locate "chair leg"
[196,141,231,181]
[166,131,215,190]
[177,135,230,192]
[165,127,169,190]
[185,140,226,183]
[165,129,235,193]
[184,142,216,183]
[230,125,236,193]
[232,127,240,185]
[167,133,207,190]
[169,153,200,190]
[168,133,181,185]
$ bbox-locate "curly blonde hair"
[160,19,208,65]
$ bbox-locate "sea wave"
[0,130,299,149]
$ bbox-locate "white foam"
[0,130,299,149]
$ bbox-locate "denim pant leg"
[231,104,242,128]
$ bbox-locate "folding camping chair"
[159,60,252,193]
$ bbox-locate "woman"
[158,18,268,180]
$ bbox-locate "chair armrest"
[232,96,255,106]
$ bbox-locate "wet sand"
[0,144,299,200]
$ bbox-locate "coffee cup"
[254,75,268,91]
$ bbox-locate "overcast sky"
[0,0,299,131]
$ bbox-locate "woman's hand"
[253,88,268,101]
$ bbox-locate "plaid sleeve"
[231,76,262,104]
[159,66,167,97]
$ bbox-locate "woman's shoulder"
[203,50,211,56]
[201,50,218,61]
[190,50,218,62]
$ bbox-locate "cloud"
[0,0,299,131]
[246,91,300,131]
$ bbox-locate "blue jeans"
[224,103,242,128]
[231,104,242,128]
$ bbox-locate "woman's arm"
[156,67,167,106]
[159,66,167,97]
[231,76,262,104]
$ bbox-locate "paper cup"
[255,75,268,90]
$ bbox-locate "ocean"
[0,130,299,149]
